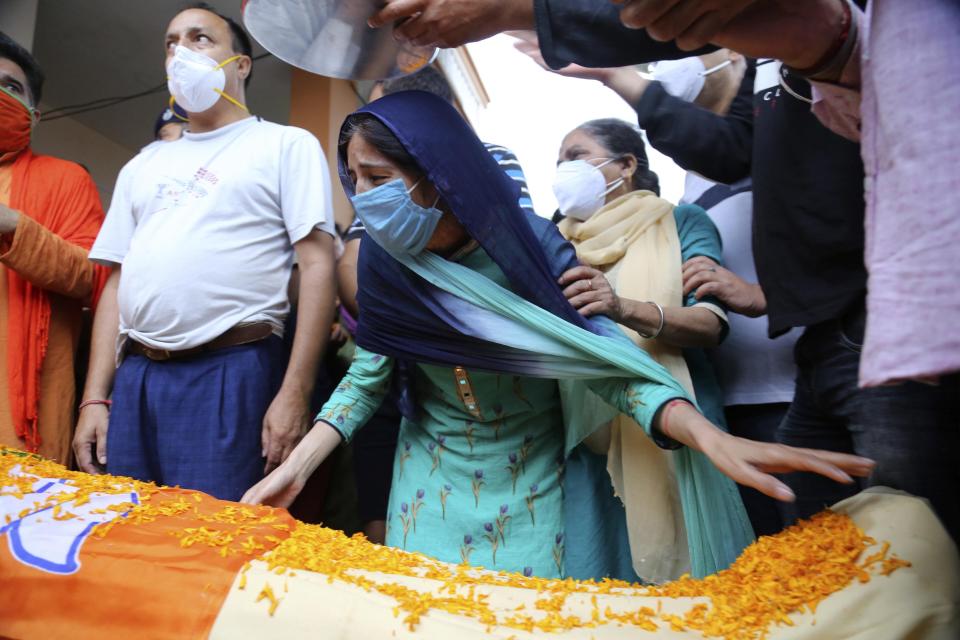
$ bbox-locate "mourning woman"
[553,119,737,580]
[242,92,872,581]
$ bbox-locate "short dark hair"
[181,2,253,87]
[578,118,660,195]
[380,66,453,105]
[0,31,44,105]
[339,113,422,179]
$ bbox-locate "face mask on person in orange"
[0,85,38,163]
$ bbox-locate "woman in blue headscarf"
[242,92,872,581]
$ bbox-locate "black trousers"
[776,302,960,545]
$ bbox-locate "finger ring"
[708,268,717,272]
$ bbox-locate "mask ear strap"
[168,96,190,122]
[597,156,629,173]
[700,59,732,77]
[603,177,625,197]
[214,55,243,70]
[406,177,441,208]
[406,177,424,194]
[213,55,249,112]
[214,88,249,112]
[601,154,628,194]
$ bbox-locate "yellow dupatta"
[560,190,693,582]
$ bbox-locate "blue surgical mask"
[350,178,443,256]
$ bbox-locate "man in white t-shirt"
[71,5,338,501]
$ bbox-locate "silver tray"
[242,0,438,80]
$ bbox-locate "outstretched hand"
[240,461,305,509]
[660,401,874,502]
[510,31,615,82]
[367,0,535,49]
[612,0,848,69]
[613,0,760,49]
[242,420,344,508]
[704,434,874,502]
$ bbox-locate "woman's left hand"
[703,433,875,502]
[559,266,626,321]
[704,435,874,502]
[660,401,875,502]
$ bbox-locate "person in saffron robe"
[242,92,874,580]
[0,32,108,464]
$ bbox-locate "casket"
[1,448,956,639]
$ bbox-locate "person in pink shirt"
[606,0,960,544]
[614,0,959,388]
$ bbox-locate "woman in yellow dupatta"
[553,119,734,583]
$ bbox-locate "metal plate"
[242,0,438,81]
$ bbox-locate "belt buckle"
[143,346,172,361]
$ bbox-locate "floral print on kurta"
[320,347,568,575]
[316,246,681,578]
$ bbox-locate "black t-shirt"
[534,0,867,335]
[747,61,866,333]
[632,62,866,336]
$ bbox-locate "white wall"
[0,0,39,50]
[32,113,137,207]
[467,36,687,217]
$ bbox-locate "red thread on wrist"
[79,399,112,411]
[659,399,689,438]
[791,0,852,76]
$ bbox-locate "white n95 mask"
[552,158,624,221]
[652,57,706,103]
[166,45,246,113]
[653,56,733,104]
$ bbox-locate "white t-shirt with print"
[91,117,334,353]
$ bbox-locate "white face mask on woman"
[552,158,624,221]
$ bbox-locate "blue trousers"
[776,303,960,544]
[107,337,285,501]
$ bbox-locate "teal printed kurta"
[318,246,681,578]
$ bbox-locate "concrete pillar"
[0,0,39,51]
